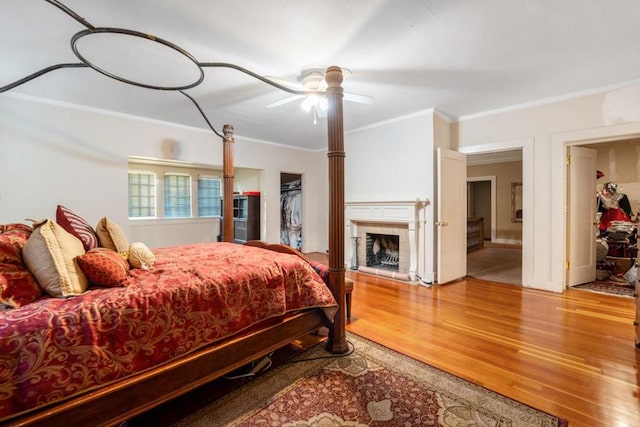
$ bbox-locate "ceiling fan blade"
[266,94,305,108]
[344,92,373,104]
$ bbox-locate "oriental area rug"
[572,279,635,297]
[173,333,567,427]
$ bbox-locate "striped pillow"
[56,205,98,251]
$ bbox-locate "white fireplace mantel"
[345,199,429,282]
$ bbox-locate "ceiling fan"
[266,68,373,123]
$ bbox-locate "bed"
[0,23,348,427]
[0,237,339,426]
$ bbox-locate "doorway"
[467,178,494,242]
[465,150,523,285]
[280,173,302,251]
[566,138,639,295]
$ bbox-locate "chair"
[344,278,353,319]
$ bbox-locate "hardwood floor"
[136,254,637,426]
[343,269,639,427]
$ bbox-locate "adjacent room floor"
[466,242,522,285]
[466,241,636,297]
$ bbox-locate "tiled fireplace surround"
[345,200,429,282]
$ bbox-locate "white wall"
[467,160,523,243]
[345,110,435,202]
[129,218,220,248]
[0,93,329,252]
[344,85,640,293]
[454,84,640,292]
[234,168,261,193]
[233,136,329,251]
[10,83,640,293]
[345,110,438,280]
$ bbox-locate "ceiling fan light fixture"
[266,67,370,123]
[301,95,329,125]
[301,94,318,112]
[318,96,328,113]
[301,95,328,112]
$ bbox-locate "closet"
[280,173,302,250]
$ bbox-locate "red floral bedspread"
[0,242,337,420]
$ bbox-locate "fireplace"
[366,233,400,271]
[346,200,429,282]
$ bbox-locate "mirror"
[511,182,522,223]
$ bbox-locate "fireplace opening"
[366,233,400,271]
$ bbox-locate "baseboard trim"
[492,238,522,246]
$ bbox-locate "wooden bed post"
[222,124,235,243]
[325,66,349,354]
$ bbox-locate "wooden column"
[222,124,235,243]
[324,66,349,354]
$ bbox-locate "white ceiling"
[2,0,640,150]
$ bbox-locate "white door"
[437,148,467,284]
[567,146,597,286]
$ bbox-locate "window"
[198,176,222,217]
[164,173,191,218]
[128,171,156,218]
[128,160,223,220]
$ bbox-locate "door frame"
[553,125,640,289]
[467,175,497,242]
[280,172,304,250]
[459,138,533,287]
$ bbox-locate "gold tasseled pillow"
[128,242,155,270]
[22,219,88,297]
[96,217,129,255]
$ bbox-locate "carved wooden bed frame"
[3,67,347,427]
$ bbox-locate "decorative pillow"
[0,223,33,234]
[128,242,156,270]
[96,217,129,254]
[77,247,130,287]
[56,205,98,251]
[23,219,88,298]
[0,225,42,308]
[309,261,330,285]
